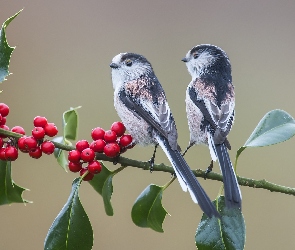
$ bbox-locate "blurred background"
[1,1,295,249]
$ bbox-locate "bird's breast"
[114,93,155,146]
[185,90,208,145]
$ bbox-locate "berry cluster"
[68,122,133,181]
[0,103,58,161]
[0,103,134,182]
[18,116,57,159]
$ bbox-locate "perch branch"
[1,128,294,196]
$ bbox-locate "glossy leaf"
[53,107,81,170]
[196,196,245,250]
[63,107,81,142]
[101,175,114,216]
[131,184,168,233]
[52,136,68,171]
[244,109,295,147]
[89,163,114,216]
[0,10,22,83]
[44,178,93,250]
[0,160,29,205]
[235,110,295,166]
[219,199,245,250]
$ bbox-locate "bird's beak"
[110,63,119,69]
[181,57,188,63]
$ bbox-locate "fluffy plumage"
[110,52,219,217]
[183,44,242,208]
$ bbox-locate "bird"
[110,52,219,218]
[182,44,242,209]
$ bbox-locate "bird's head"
[110,52,153,89]
[182,44,231,79]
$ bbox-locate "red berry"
[32,127,45,140]
[11,126,26,135]
[68,150,81,162]
[44,123,58,137]
[81,148,95,162]
[29,147,42,159]
[0,125,9,138]
[88,160,102,174]
[41,141,55,155]
[5,146,18,161]
[18,137,29,153]
[75,140,89,152]
[119,134,133,147]
[24,136,38,150]
[0,103,9,117]
[103,143,120,158]
[0,116,6,125]
[0,148,6,160]
[33,116,48,127]
[90,139,106,153]
[111,121,126,137]
[104,130,117,143]
[91,127,105,140]
[68,161,82,172]
[79,168,94,181]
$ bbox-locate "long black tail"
[215,143,242,208]
[156,135,220,218]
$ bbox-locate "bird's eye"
[193,53,198,59]
[125,59,132,66]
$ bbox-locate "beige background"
[1,1,295,249]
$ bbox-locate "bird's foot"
[148,157,155,173]
[182,142,194,156]
[204,160,213,179]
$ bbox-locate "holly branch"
[1,126,294,197]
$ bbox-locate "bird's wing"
[188,79,234,144]
[119,76,178,150]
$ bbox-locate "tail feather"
[156,135,220,218]
[215,143,242,208]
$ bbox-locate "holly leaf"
[63,107,80,142]
[89,163,114,216]
[131,184,168,233]
[0,160,29,205]
[53,107,81,171]
[0,10,22,83]
[196,196,245,250]
[52,136,68,171]
[235,109,295,167]
[44,178,93,250]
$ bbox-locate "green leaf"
[244,109,295,147]
[0,160,29,205]
[101,175,114,216]
[44,178,93,250]
[89,162,112,194]
[131,184,168,233]
[0,10,22,83]
[63,107,81,142]
[89,163,114,216]
[219,199,245,249]
[196,196,245,250]
[235,110,295,167]
[53,107,80,170]
[52,136,68,171]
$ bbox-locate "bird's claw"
[204,160,213,179]
[148,157,155,173]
